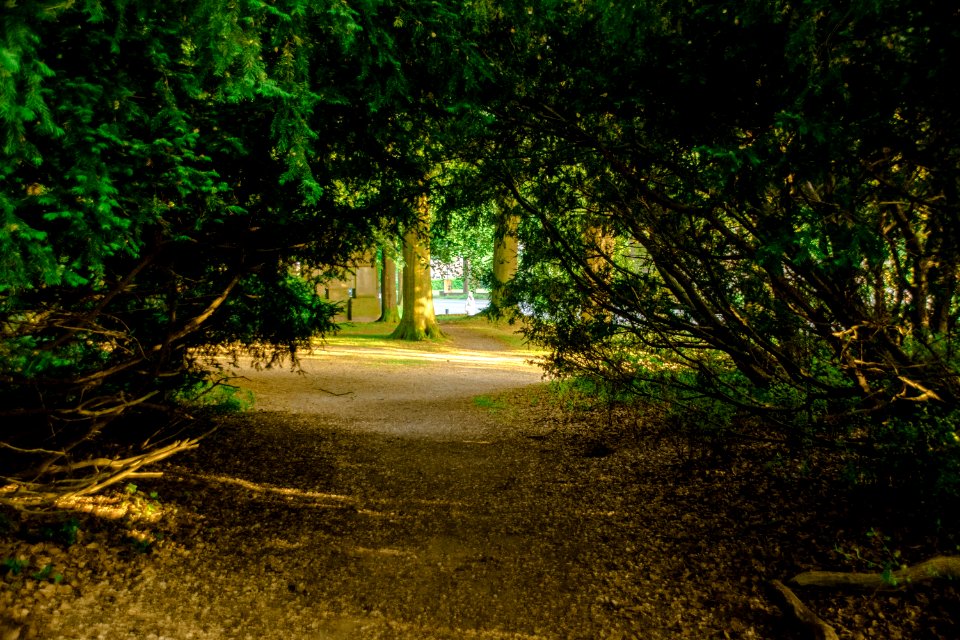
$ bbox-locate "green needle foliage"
[3,0,959,506]
[0,0,485,502]
[475,1,960,495]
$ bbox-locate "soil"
[2,318,959,639]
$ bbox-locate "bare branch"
[0,442,64,456]
[792,556,960,590]
[770,580,840,640]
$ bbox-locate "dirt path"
[42,322,667,640]
[6,321,956,639]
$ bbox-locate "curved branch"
[770,580,839,640]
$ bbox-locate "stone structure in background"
[321,250,380,322]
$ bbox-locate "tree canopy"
[3,0,959,502]
[478,0,960,492]
[0,0,483,500]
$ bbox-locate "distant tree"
[432,198,496,294]
[391,189,442,340]
[377,243,401,324]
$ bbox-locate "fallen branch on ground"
[770,579,839,640]
[791,556,960,590]
[0,438,200,512]
[316,387,354,396]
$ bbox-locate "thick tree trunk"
[492,203,519,311]
[390,193,442,340]
[462,257,471,295]
[377,248,400,323]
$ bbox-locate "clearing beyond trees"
[1,318,957,639]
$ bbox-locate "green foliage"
[433,277,492,294]
[430,197,496,290]
[483,0,960,495]
[31,563,59,582]
[120,484,163,520]
[834,528,906,587]
[127,530,161,554]
[40,518,81,547]
[857,406,960,500]
[1,0,485,492]
[206,271,340,361]
[0,557,63,584]
[175,380,255,415]
[472,394,505,411]
[434,278,461,291]
[549,379,595,413]
[1,557,27,576]
[547,376,635,414]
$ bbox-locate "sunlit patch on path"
[17,320,847,639]
[303,344,541,369]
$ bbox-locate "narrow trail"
[8,321,950,639]
[44,321,693,640]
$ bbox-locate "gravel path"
[6,320,954,639]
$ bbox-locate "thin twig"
[0,442,64,456]
[316,387,355,396]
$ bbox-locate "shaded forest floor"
[2,317,959,639]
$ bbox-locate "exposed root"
[770,579,839,640]
[791,556,960,590]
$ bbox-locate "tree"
[0,0,479,504]
[377,243,401,324]
[462,257,472,295]
[491,197,519,313]
[431,195,496,296]
[476,0,960,488]
[391,190,442,340]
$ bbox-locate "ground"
[2,317,958,639]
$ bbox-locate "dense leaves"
[3,0,959,505]
[477,0,960,495]
[0,0,479,495]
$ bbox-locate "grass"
[381,358,427,366]
[319,321,448,352]
[322,314,540,355]
[439,314,538,351]
[472,394,507,411]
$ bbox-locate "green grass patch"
[439,315,540,352]
[473,394,506,411]
[320,322,448,352]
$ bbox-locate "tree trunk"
[583,223,615,321]
[390,193,442,340]
[462,257,471,294]
[377,246,400,323]
[492,202,519,311]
